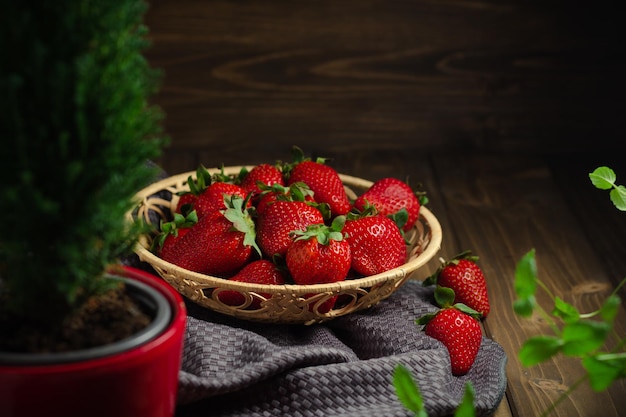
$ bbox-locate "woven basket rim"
[130,166,442,294]
[133,209,440,294]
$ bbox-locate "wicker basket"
[130,166,442,325]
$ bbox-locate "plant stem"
[595,352,626,361]
[610,277,626,297]
[537,279,557,301]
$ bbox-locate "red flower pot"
[0,266,187,417]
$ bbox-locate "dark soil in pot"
[0,281,153,354]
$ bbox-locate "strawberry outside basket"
[129,166,443,325]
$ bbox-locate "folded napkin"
[170,280,507,417]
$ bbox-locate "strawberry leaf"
[330,214,346,232]
[151,209,198,251]
[434,285,455,308]
[222,195,262,256]
[415,312,437,326]
[187,165,214,195]
[288,182,315,201]
[388,208,409,230]
[292,216,345,246]
[452,303,482,319]
[451,250,479,263]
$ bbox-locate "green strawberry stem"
[424,286,483,320]
[185,165,213,195]
[151,210,199,251]
[222,195,262,257]
[292,215,346,245]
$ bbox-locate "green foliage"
[513,249,626,416]
[393,366,427,417]
[393,365,475,417]
[0,0,166,322]
[589,166,626,211]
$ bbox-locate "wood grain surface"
[144,0,624,174]
[141,1,626,416]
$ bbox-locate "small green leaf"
[513,296,536,317]
[609,185,626,211]
[583,355,625,392]
[561,321,610,356]
[589,166,616,190]
[434,286,456,308]
[330,215,346,232]
[453,303,482,319]
[519,336,562,366]
[552,297,580,324]
[599,295,621,323]
[416,312,437,326]
[515,249,537,298]
[393,365,427,417]
[454,382,476,417]
[389,208,409,230]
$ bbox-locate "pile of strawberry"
[420,251,491,376]
[152,147,424,311]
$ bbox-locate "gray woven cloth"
[174,281,507,417]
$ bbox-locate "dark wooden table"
[143,1,626,415]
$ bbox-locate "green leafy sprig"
[514,249,626,416]
[589,166,626,211]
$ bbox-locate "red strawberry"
[423,251,490,318]
[160,196,260,276]
[418,307,482,376]
[287,160,350,217]
[286,217,351,285]
[239,163,285,201]
[217,260,287,309]
[343,214,407,276]
[194,181,248,219]
[154,210,198,258]
[353,177,421,232]
[256,200,324,258]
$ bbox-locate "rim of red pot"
[0,274,172,366]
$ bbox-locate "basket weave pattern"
[131,167,442,324]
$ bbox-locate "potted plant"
[0,1,186,417]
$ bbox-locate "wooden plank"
[430,153,626,417]
[143,1,624,156]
